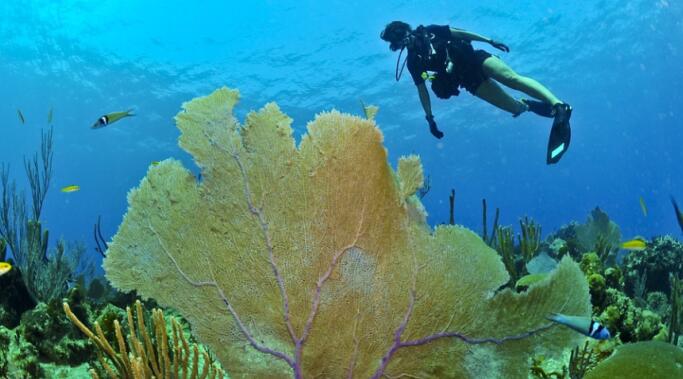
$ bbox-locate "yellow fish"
[0,261,11,277]
[17,109,25,124]
[515,273,548,290]
[620,238,647,251]
[639,196,648,217]
[151,161,161,166]
[61,185,80,193]
[359,100,379,121]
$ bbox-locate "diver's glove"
[426,114,444,139]
[489,40,510,53]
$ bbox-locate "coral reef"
[0,326,11,374]
[579,253,602,277]
[0,254,34,328]
[597,288,666,343]
[529,340,615,379]
[547,208,620,263]
[669,274,682,345]
[0,128,88,304]
[546,208,677,346]
[103,87,591,378]
[20,300,91,365]
[587,274,607,310]
[603,267,623,291]
[480,198,500,246]
[584,341,683,378]
[495,226,518,283]
[491,217,544,287]
[64,300,225,379]
[2,326,43,378]
[567,341,599,379]
[575,208,621,260]
[623,235,683,296]
[0,92,679,378]
[520,216,542,263]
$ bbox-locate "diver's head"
[380,21,413,51]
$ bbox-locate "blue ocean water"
[0,0,681,265]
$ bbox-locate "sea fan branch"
[148,221,296,369]
[231,150,298,346]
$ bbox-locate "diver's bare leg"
[482,56,561,105]
[475,79,527,114]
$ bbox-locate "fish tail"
[126,108,135,116]
[546,313,563,323]
[547,313,592,335]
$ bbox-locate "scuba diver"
[380,21,572,164]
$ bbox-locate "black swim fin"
[523,99,554,118]
[546,103,572,165]
[672,197,683,234]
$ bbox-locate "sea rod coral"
[104,87,590,378]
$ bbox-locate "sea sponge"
[580,252,603,276]
[588,274,607,309]
[104,87,590,378]
[635,310,664,341]
[604,267,623,290]
[623,235,683,296]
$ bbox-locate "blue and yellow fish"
[91,109,135,129]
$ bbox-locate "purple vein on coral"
[148,221,296,368]
[370,252,419,379]
[298,198,367,373]
[232,141,369,378]
[301,199,366,343]
[401,323,556,347]
[369,246,558,379]
[346,308,362,379]
[231,151,298,345]
[205,256,297,368]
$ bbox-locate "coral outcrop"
[623,235,683,296]
[584,341,683,378]
[104,87,591,378]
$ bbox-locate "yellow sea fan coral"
[104,87,590,378]
[397,154,424,200]
[360,101,379,120]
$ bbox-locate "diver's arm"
[450,28,510,52]
[417,83,443,138]
[449,28,492,43]
[417,82,432,117]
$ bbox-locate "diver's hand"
[426,115,443,139]
[489,40,510,52]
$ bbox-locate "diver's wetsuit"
[407,24,492,97]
